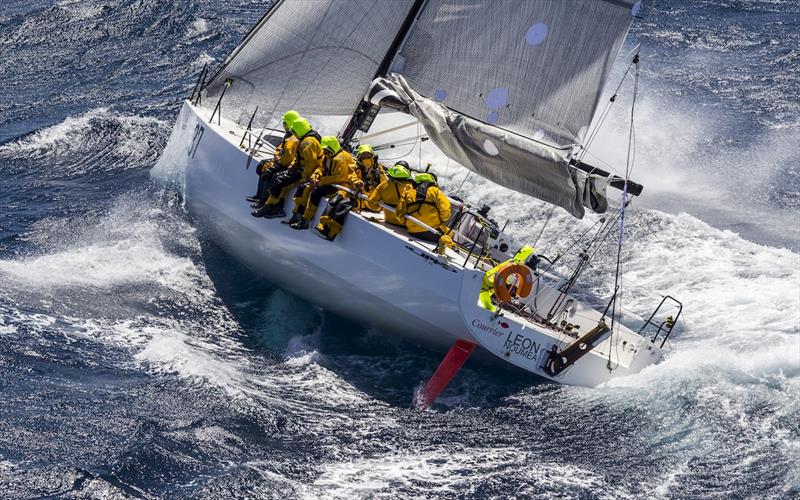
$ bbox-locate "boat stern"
[458,269,666,387]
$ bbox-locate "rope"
[576,45,640,169]
[533,205,556,248]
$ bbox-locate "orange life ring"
[494,264,534,303]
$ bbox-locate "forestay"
[202,0,415,126]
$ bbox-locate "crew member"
[350,144,385,201]
[253,118,322,219]
[480,246,536,312]
[247,110,301,206]
[395,172,451,243]
[314,144,383,240]
[367,161,413,226]
[286,136,353,230]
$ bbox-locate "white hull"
[153,101,664,387]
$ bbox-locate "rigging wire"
[533,205,557,248]
[607,50,640,371]
[418,123,423,170]
[576,45,641,168]
[452,170,472,197]
[376,133,422,161]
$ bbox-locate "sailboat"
[153,0,682,407]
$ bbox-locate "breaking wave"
[0,108,168,171]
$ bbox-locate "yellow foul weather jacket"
[257,133,298,175]
[347,163,386,209]
[367,178,413,226]
[396,184,451,235]
[276,135,299,168]
[294,134,323,180]
[312,150,353,186]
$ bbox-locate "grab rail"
[331,184,442,237]
[637,295,683,348]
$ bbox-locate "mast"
[340,0,428,145]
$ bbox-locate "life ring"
[494,264,534,303]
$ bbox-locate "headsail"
[201,0,415,126]
[361,0,642,218]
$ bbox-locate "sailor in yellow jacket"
[254,118,322,219]
[350,144,385,198]
[313,144,382,241]
[247,110,300,207]
[286,136,353,230]
[396,172,451,243]
[479,245,536,312]
[367,161,414,226]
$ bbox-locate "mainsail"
[201,0,415,126]
[393,0,641,149]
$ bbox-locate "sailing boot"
[313,219,339,241]
[246,196,260,203]
[314,222,331,240]
[262,206,286,219]
[289,219,310,230]
[282,211,303,225]
[252,203,278,218]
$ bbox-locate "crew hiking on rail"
[246,111,456,246]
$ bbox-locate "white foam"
[186,18,209,38]
[0,108,167,168]
[56,0,102,20]
[306,449,620,499]
[0,235,196,290]
[134,327,247,394]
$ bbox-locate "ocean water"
[1,0,798,498]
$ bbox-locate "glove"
[437,234,454,255]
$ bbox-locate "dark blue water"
[1,1,798,498]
